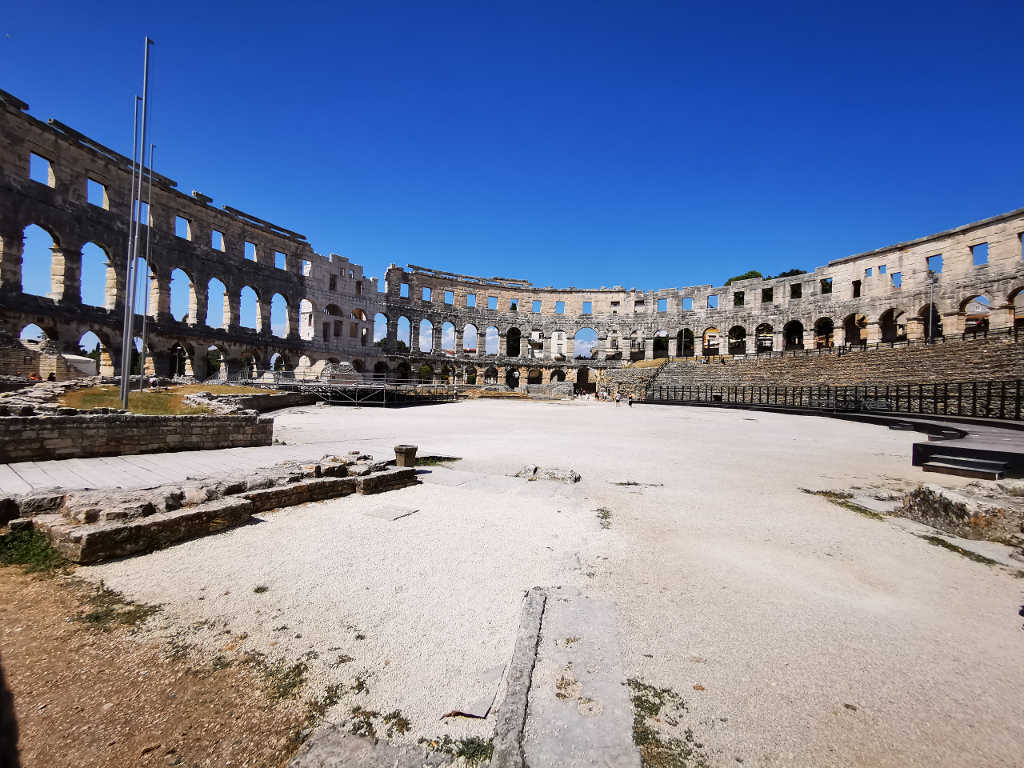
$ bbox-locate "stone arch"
[464,366,478,385]
[206,277,228,328]
[169,267,196,323]
[270,293,289,338]
[842,314,866,346]
[239,286,260,330]
[702,327,721,356]
[77,329,114,376]
[813,317,834,348]
[754,323,773,353]
[299,299,316,340]
[206,344,227,380]
[527,368,543,385]
[463,324,479,354]
[627,329,643,361]
[373,312,388,345]
[1009,285,1024,328]
[19,321,55,342]
[439,363,455,383]
[441,321,456,353]
[393,360,411,380]
[419,319,434,353]
[505,367,520,388]
[418,363,434,382]
[550,368,566,382]
[169,342,193,377]
[783,320,804,350]
[917,303,943,340]
[484,326,499,355]
[324,304,344,339]
[576,365,594,394]
[676,328,694,357]
[373,360,389,381]
[81,241,115,309]
[959,293,991,333]
[878,308,906,343]
[574,327,598,360]
[396,315,411,350]
[20,223,60,298]
[351,359,365,373]
[652,329,669,359]
[727,325,746,355]
[484,365,499,384]
[506,327,522,357]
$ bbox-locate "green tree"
[724,270,762,286]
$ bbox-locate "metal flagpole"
[123,36,153,409]
[119,96,141,403]
[138,144,155,390]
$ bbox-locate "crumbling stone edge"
[490,586,548,768]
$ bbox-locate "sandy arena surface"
[80,399,1024,767]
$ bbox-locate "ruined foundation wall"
[0,412,273,462]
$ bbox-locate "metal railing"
[227,370,461,407]
[643,380,1024,421]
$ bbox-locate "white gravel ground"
[82,400,1024,766]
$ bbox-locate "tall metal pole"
[119,96,141,403]
[122,37,153,409]
[928,270,936,343]
[138,144,155,390]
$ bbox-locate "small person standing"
[615,392,621,406]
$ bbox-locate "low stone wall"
[0,412,273,463]
[188,390,318,413]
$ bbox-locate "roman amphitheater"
[2,87,1024,768]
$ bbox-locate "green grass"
[918,535,1001,566]
[0,528,66,573]
[801,489,886,520]
[59,384,278,415]
[415,455,463,466]
[596,508,612,529]
[625,679,711,768]
[75,583,161,631]
[417,735,494,765]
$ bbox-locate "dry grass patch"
[59,384,278,415]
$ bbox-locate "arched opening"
[373,361,389,381]
[676,329,694,357]
[81,242,113,309]
[961,295,991,333]
[240,286,260,329]
[813,317,834,348]
[727,326,746,355]
[351,359,365,373]
[919,304,943,340]
[441,321,456,354]
[843,314,866,346]
[73,331,103,376]
[754,323,773,353]
[1011,287,1024,329]
[169,268,195,322]
[352,310,369,347]
[484,366,499,384]
[484,326,499,355]
[576,366,594,394]
[206,278,227,328]
[419,319,433,353]
[373,313,388,346]
[270,294,288,338]
[299,299,315,340]
[702,327,721,356]
[463,324,479,354]
[393,361,411,380]
[550,368,566,382]
[439,364,455,383]
[240,353,259,379]
[505,368,520,388]
[507,327,522,356]
[418,363,434,382]
[628,330,643,361]
[20,224,57,298]
[465,367,478,385]
[651,330,669,359]
[783,320,804,350]
[575,328,598,359]
[19,323,48,342]
[527,368,542,385]
[396,316,411,351]
[878,309,906,343]
[169,343,191,377]
[206,345,225,379]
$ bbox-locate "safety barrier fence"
[643,379,1024,421]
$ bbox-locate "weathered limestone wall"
[0,412,272,462]
[652,334,1023,390]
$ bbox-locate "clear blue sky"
[5,0,1024,295]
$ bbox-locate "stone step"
[921,461,1004,480]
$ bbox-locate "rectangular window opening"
[422,287,432,301]
[927,254,943,274]
[972,242,989,266]
[761,287,773,303]
[444,290,454,305]
[790,283,802,300]
[488,296,498,310]
[175,215,192,240]
[891,272,902,288]
[878,265,887,275]
[733,291,744,307]
[211,229,225,251]
[302,259,312,277]
[532,299,541,313]
[820,278,832,294]
[467,293,476,308]
[852,279,861,298]
[400,283,409,298]
[136,200,150,227]
[510,298,518,311]
[657,298,667,313]
[329,275,337,291]
[87,178,108,209]
[274,251,287,270]
[682,297,693,311]
[583,301,593,314]
[29,152,54,187]
[555,300,565,314]
[244,241,256,262]
[865,267,873,277]
[355,280,362,295]
[707,295,718,309]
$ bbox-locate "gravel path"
[81,400,1024,766]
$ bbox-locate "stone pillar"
[145,348,172,377]
[566,338,575,360]
[190,283,207,327]
[864,321,881,344]
[150,271,171,322]
[802,330,816,350]
[223,357,245,379]
[542,337,551,359]
[455,334,464,356]
[906,317,925,341]
[667,337,678,357]
[772,331,784,351]
[432,324,442,354]
[257,297,271,334]
[224,291,240,330]
[644,338,654,360]
[498,332,507,357]
[191,351,208,380]
[0,229,23,293]
[50,244,82,304]
[942,312,964,336]
[991,303,1015,330]
[286,302,300,339]
[104,262,119,311]
[834,324,848,347]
